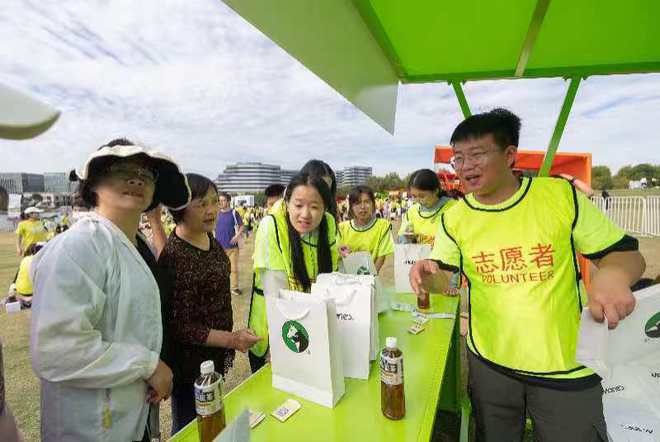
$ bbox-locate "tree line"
[336,172,412,197]
[592,164,660,190]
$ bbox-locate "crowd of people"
[0,108,652,441]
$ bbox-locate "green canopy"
[221,0,660,173]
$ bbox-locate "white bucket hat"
[75,142,191,211]
[24,207,43,215]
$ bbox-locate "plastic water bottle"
[380,337,405,420]
[195,360,226,442]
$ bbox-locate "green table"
[170,293,461,442]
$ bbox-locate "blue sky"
[1,0,659,178]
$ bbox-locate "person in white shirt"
[30,138,190,442]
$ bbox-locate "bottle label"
[380,353,403,386]
[195,379,223,417]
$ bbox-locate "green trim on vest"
[444,177,592,379]
[248,211,338,357]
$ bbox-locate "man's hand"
[588,267,636,329]
[339,245,351,258]
[231,329,262,352]
[229,236,239,245]
[409,259,440,296]
[146,360,173,401]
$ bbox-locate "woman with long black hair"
[247,172,339,372]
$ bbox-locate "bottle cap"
[386,337,397,349]
[200,360,215,375]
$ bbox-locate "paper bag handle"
[275,299,311,321]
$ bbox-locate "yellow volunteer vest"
[441,177,592,379]
[248,210,339,357]
[400,199,455,244]
[15,255,34,295]
[338,218,393,259]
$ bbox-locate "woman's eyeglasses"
[106,163,158,184]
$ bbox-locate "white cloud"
[1,0,658,179]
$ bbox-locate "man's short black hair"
[265,184,286,199]
[450,108,521,149]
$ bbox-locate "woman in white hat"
[29,138,190,442]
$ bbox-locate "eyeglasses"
[451,147,500,169]
[106,163,158,184]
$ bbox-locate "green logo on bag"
[357,265,371,275]
[645,312,660,339]
[282,320,310,353]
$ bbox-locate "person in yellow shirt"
[10,242,45,308]
[410,108,645,441]
[264,184,286,213]
[15,207,48,256]
[398,169,455,245]
[248,172,339,372]
[339,185,394,273]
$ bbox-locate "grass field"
[1,229,659,441]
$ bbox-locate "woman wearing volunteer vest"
[248,172,339,372]
[410,109,645,441]
[267,160,338,218]
[398,169,454,245]
[30,139,191,442]
[338,185,394,273]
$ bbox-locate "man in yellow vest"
[410,108,645,441]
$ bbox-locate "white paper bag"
[576,284,660,440]
[394,244,431,293]
[5,301,21,314]
[316,273,379,361]
[213,409,250,442]
[604,398,660,442]
[311,281,372,379]
[340,251,389,314]
[266,290,345,408]
[577,285,660,378]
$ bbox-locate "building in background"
[44,172,74,193]
[216,162,297,194]
[337,166,373,188]
[280,168,297,185]
[23,192,74,208]
[0,173,45,193]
